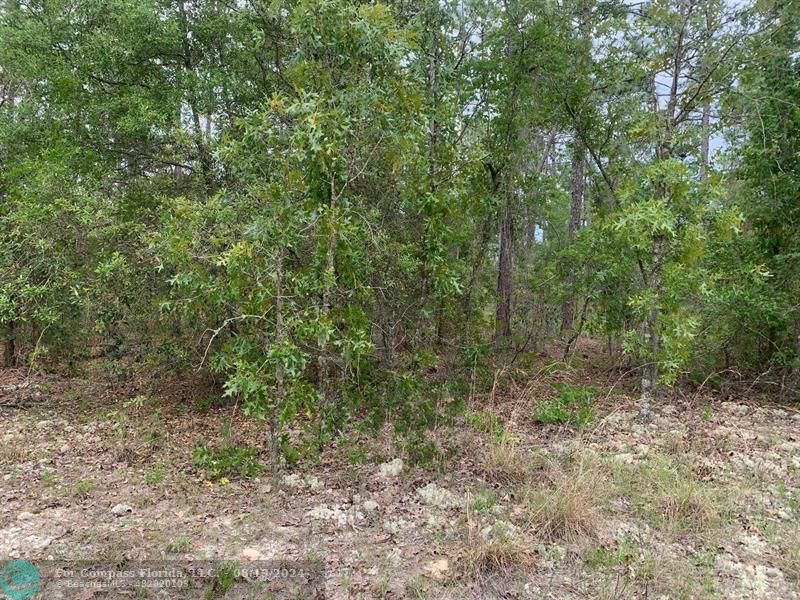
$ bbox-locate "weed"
[219,420,233,447]
[194,395,214,414]
[465,520,534,576]
[0,439,27,464]
[337,570,352,594]
[585,536,638,569]
[71,479,96,498]
[166,535,192,553]
[204,561,237,599]
[465,410,507,442]
[611,455,730,536]
[123,394,147,411]
[525,457,602,541]
[402,431,457,471]
[405,576,428,599]
[375,573,390,598]
[471,487,498,515]
[534,383,596,428]
[192,443,263,479]
[141,412,166,449]
[342,438,367,466]
[108,410,129,439]
[482,438,533,485]
[145,462,167,486]
[692,549,717,569]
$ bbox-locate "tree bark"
[4,321,17,367]
[271,246,285,471]
[561,136,585,332]
[638,235,665,423]
[495,185,513,347]
[317,185,337,448]
[700,102,711,182]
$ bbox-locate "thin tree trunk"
[317,186,337,448]
[700,102,711,182]
[638,10,685,422]
[4,321,16,367]
[427,24,444,345]
[178,0,212,188]
[462,215,493,318]
[561,136,585,332]
[271,247,285,471]
[495,185,513,347]
[638,235,664,423]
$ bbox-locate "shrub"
[534,383,596,428]
[192,444,263,479]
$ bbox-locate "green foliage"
[465,410,508,443]
[204,562,238,600]
[145,462,167,487]
[471,487,499,515]
[535,384,596,428]
[0,0,796,459]
[402,433,458,472]
[191,444,263,479]
[71,479,97,499]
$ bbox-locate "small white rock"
[307,504,335,520]
[111,503,133,516]
[416,482,462,509]
[379,458,404,477]
[382,517,409,534]
[362,500,379,513]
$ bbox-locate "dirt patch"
[1,361,799,598]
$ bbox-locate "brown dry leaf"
[240,548,261,561]
[423,558,450,580]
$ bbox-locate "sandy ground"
[1,359,799,599]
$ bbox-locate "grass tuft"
[525,455,603,541]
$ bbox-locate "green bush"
[192,443,263,479]
[465,410,508,443]
[534,384,596,428]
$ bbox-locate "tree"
[609,0,746,421]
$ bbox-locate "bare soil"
[1,348,799,599]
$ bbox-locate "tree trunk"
[495,187,513,347]
[271,247,285,472]
[4,321,17,367]
[561,136,585,332]
[177,0,213,188]
[638,235,664,423]
[462,215,493,319]
[700,102,711,182]
[317,189,337,449]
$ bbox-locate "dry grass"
[524,453,605,542]
[481,438,551,485]
[462,517,535,577]
[483,441,531,484]
[0,438,28,465]
[771,522,800,588]
[611,454,729,536]
[657,485,720,533]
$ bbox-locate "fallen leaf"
[424,558,449,580]
[240,548,260,561]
